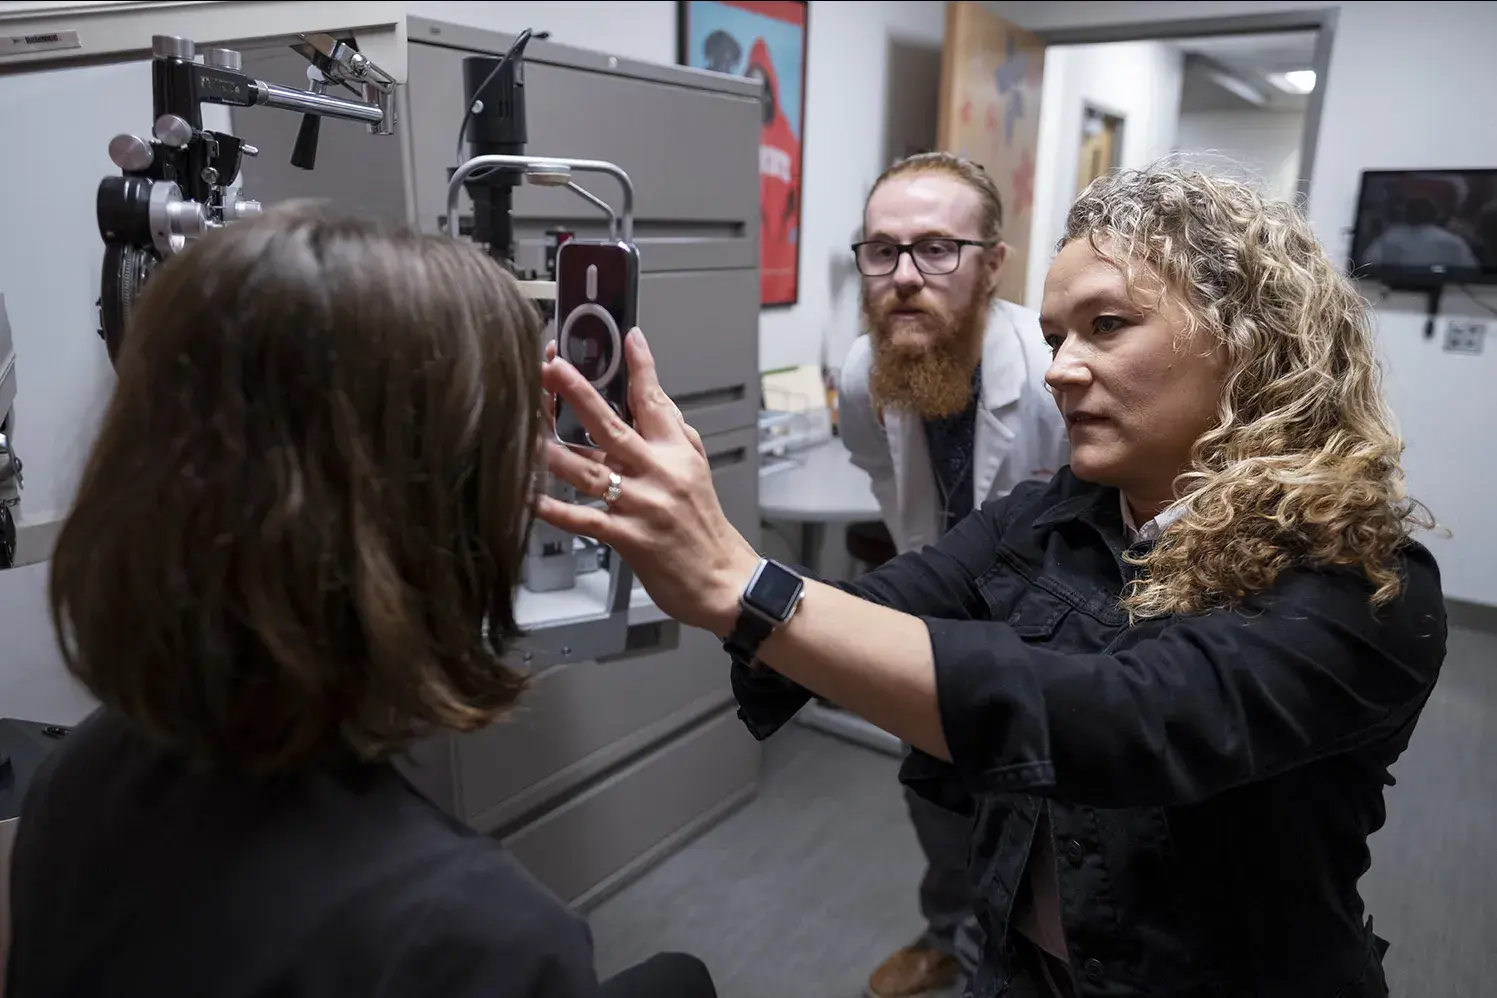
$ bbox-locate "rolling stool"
[846,520,897,572]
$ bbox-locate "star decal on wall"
[993,32,1034,143]
[1011,148,1036,218]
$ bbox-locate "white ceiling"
[1176,30,1320,114]
[1180,31,1320,71]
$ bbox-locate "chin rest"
[0,719,71,824]
[0,718,72,991]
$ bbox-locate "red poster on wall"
[679,0,809,307]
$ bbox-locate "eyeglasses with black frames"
[850,237,998,277]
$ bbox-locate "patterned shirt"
[921,365,983,536]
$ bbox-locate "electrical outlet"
[1444,319,1487,356]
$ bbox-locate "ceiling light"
[1270,69,1316,94]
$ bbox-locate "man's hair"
[865,151,1005,242]
[49,203,543,775]
[1061,166,1434,619]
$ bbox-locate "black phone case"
[553,239,639,449]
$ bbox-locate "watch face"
[747,559,804,622]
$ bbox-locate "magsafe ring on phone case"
[557,261,623,389]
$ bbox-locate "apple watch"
[723,557,806,669]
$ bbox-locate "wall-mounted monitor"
[1349,168,1497,287]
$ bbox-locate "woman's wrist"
[704,536,763,639]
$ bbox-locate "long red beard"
[862,285,991,419]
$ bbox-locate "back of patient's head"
[49,203,542,776]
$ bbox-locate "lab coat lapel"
[973,303,1025,504]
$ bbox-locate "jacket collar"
[1031,473,1192,559]
[1029,474,1134,551]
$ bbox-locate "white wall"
[993,0,1497,607]
[1174,108,1305,202]
[0,563,95,724]
[1025,40,1185,309]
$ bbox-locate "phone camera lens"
[563,309,618,385]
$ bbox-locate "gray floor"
[590,626,1497,998]
[590,719,932,997]
[1360,625,1497,997]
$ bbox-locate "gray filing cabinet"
[233,17,763,909]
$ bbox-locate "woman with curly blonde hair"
[537,167,1445,998]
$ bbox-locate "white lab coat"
[839,299,1069,555]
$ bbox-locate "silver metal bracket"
[446,155,641,670]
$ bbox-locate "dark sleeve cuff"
[898,746,977,816]
[730,660,813,740]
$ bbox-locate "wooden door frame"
[1030,7,1339,207]
[1077,101,1127,193]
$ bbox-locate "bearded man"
[838,152,1069,998]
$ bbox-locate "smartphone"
[553,239,639,449]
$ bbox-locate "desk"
[516,571,665,631]
[757,439,903,757]
[759,438,880,566]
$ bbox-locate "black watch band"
[724,611,776,669]
[722,558,805,669]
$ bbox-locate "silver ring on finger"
[602,471,623,510]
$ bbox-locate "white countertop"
[759,438,880,523]
[514,568,665,631]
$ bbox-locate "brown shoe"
[866,944,960,998]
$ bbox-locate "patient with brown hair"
[3,205,717,998]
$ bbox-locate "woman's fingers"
[682,420,706,459]
[534,494,620,545]
[546,441,620,503]
[541,356,653,470]
[624,329,688,443]
[540,342,560,434]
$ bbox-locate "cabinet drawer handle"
[675,385,746,411]
[708,447,746,470]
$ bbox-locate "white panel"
[1025,39,1185,308]
[0,562,95,724]
[1174,108,1306,201]
[0,57,147,522]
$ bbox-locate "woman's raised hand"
[536,329,760,636]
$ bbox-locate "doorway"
[935,6,1336,307]
[1171,30,1321,203]
[1076,104,1125,195]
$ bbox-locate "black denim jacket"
[732,469,1446,997]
